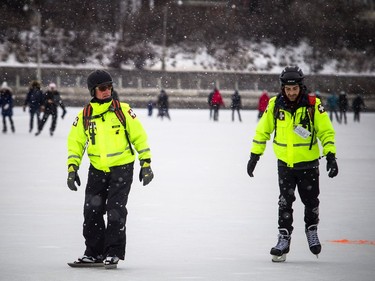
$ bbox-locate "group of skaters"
[206,86,367,124]
[25,80,67,136]
[148,87,262,123]
[0,80,368,135]
[207,87,242,122]
[0,80,66,135]
[326,91,366,123]
[207,87,270,122]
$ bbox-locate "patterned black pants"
[83,163,134,260]
[277,166,320,234]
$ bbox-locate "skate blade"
[104,263,118,269]
[68,262,103,268]
[272,254,286,262]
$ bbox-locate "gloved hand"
[61,109,67,119]
[67,164,81,191]
[326,152,338,178]
[139,159,154,186]
[247,153,260,177]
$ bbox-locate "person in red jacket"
[258,90,270,119]
[211,87,225,121]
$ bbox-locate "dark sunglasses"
[97,84,113,91]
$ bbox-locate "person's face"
[95,84,112,100]
[284,84,300,102]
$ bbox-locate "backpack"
[82,99,134,155]
[273,92,316,150]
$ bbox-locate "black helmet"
[279,66,304,86]
[87,70,113,96]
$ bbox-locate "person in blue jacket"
[0,82,15,133]
[23,80,43,133]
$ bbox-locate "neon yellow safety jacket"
[251,94,336,168]
[67,100,151,172]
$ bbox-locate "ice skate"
[104,256,119,269]
[306,224,321,257]
[270,228,291,262]
[67,255,103,268]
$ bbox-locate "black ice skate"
[104,256,119,269]
[306,224,321,257]
[67,255,104,268]
[270,228,291,262]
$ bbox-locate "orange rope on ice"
[328,239,375,245]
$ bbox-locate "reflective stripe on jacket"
[67,100,151,172]
[251,95,336,167]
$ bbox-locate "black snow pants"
[38,107,57,133]
[231,108,242,122]
[277,166,320,234]
[29,108,40,132]
[83,163,134,260]
[2,114,15,132]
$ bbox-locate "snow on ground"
[0,107,374,281]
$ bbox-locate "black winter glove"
[247,153,260,177]
[326,152,338,178]
[139,160,154,186]
[67,165,81,191]
[61,109,67,119]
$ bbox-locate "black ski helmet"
[87,70,113,96]
[279,66,304,86]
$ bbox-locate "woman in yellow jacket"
[67,70,153,268]
[247,66,338,262]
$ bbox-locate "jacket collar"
[276,87,309,113]
[90,98,113,115]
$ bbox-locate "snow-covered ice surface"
[1,107,374,281]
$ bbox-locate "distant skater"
[352,93,365,122]
[157,89,171,120]
[24,80,43,133]
[0,82,15,133]
[35,83,67,136]
[338,91,348,124]
[326,92,340,123]
[211,88,224,122]
[230,90,242,122]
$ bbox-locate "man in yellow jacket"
[67,70,154,268]
[247,66,338,262]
